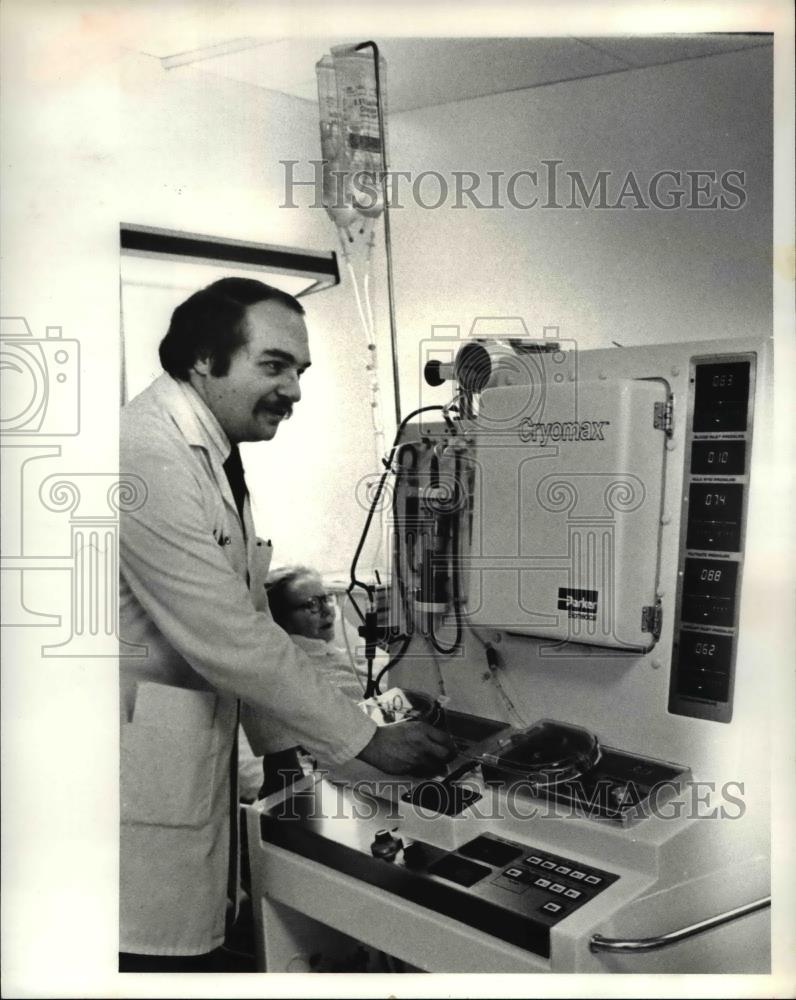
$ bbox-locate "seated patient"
[238,565,365,799]
[265,565,366,701]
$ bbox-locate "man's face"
[197,299,311,444]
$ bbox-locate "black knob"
[424,359,444,386]
[371,829,403,861]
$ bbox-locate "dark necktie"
[222,444,247,934]
[223,443,248,521]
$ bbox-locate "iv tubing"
[355,40,402,427]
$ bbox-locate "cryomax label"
[519,420,610,445]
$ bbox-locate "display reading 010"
[690,440,746,476]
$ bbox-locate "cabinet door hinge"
[642,601,663,638]
[654,398,674,435]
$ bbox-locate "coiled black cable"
[348,406,447,694]
[347,405,446,619]
[426,445,463,655]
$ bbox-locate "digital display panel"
[671,354,755,723]
[690,440,746,476]
[693,362,750,432]
[681,558,738,626]
[676,631,733,702]
[686,483,744,551]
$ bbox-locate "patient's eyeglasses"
[292,594,336,616]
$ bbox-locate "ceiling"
[140,34,772,114]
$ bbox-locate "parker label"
[558,588,599,620]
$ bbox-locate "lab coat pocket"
[250,538,273,613]
[120,723,218,828]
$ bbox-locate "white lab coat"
[246,634,368,755]
[119,374,376,956]
[237,637,367,797]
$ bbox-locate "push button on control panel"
[542,901,564,914]
[492,866,532,893]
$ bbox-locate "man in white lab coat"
[118,278,453,971]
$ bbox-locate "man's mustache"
[255,399,293,420]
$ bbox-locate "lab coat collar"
[148,373,232,462]
[148,374,245,527]
[176,378,232,462]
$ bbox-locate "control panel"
[261,785,619,960]
[450,836,619,923]
[669,355,756,722]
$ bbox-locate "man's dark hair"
[159,277,305,380]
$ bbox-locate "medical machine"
[246,332,773,974]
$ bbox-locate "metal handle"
[589,896,771,954]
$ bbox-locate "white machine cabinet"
[468,377,668,648]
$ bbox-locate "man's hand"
[357,721,456,775]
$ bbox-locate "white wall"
[387,46,772,408]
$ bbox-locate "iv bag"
[316,47,388,228]
[316,55,359,228]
